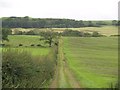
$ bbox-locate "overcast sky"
[0,0,119,20]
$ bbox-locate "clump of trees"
[1,28,12,41]
[61,29,104,37]
[2,17,118,28]
[40,31,59,47]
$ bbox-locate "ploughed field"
[63,37,118,88]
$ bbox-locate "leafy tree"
[40,31,58,47]
[2,28,12,41]
[112,20,118,26]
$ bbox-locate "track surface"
[50,38,81,88]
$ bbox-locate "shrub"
[110,35,120,37]
[0,43,5,47]
[84,32,92,37]
[92,31,101,37]
[2,47,57,88]
[37,44,42,47]
[31,44,35,46]
[19,44,23,46]
[62,30,84,37]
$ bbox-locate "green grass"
[3,47,50,56]
[4,35,47,47]
[63,37,118,88]
[2,35,58,88]
[3,35,50,56]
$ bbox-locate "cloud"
[0,0,119,20]
[0,0,12,8]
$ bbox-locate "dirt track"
[49,38,81,88]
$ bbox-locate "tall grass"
[2,46,58,88]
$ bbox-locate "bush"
[19,44,23,46]
[110,35,120,37]
[92,31,101,37]
[37,44,42,47]
[62,30,84,37]
[0,43,5,47]
[31,44,35,46]
[84,32,92,37]
[2,48,57,88]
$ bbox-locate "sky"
[0,0,119,20]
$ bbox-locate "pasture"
[63,37,118,88]
[4,35,47,46]
[2,26,119,88]
[2,35,57,88]
[3,35,51,56]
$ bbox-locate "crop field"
[2,26,119,88]
[4,35,47,46]
[3,47,50,56]
[12,26,118,36]
[63,37,118,88]
[3,35,50,56]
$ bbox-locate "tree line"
[1,16,119,28]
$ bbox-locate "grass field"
[3,35,50,56]
[4,35,45,46]
[3,47,50,56]
[2,26,119,88]
[63,37,118,88]
[2,35,57,88]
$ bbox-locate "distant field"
[3,35,50,56]
[53,26,118,36]
[4,35,49,47]
[12,26,118,36]
[63,37,118,88]
[3,47,50,56]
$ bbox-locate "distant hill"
[1,16,118,28]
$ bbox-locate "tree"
[92,31,101,37]
[112,20,118,26]
[2,28,12,41]
[40,31,58,47]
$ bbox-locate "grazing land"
[1,25,118,88]
[63,37,118,88]
[2,35,57,88]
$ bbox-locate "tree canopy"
[2,17,118,28]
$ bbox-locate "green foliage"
[62,30,103,37]
[62,29,84,37]
[2,17,116,28]
[2,28,12,41]
[92,31,101,37]
[2,47,57,88]
[40,31,59,47]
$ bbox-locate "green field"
[3,35,50,56]
[3,47,50,56]
[2,26,119,88]
[63,37,118,88]
[2,35,57,88]
[4,35,46,46]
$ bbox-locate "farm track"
[49,38,81,88]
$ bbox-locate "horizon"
[0,16,118,21]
